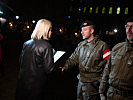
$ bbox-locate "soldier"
[99,17,133,100]
[62,20,110,100]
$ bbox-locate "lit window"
[84,7,86,13]
[102,7,105,14]
[90,7,93,13]
[96,7,98,14]
[109,7,112,14]
[117,7,120,14]
[125,7,128,15]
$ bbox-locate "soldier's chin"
[128,37,133,42]
[130,39,133,42]
[82,36,86,39]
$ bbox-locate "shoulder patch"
[103,49,111,60]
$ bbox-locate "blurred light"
[83,7,86,13]
[78,8,81,11]
[95,7,98,14]
[9,22,13,26]
[125,7,128,15]
[27,25,30,29]
[114,29,118,33]
[9,22,13,29]
[117,7,120,14]
[16,16,19,19]
[68,16,70,19]
[89,7,92,13]
[75,32,78,36]
[102,7,105,14]
[32,20,35,23]
[59,28,63,33]
[0,10,3,14]
[0,17,6,24]
[109,7,112,14]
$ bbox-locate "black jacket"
[15,39,54,100]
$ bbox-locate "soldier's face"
[81,26,93,39]
[126,22,133,43]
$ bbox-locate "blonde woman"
[15,19,54,100]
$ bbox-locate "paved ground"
[0,40,21,100]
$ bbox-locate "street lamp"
[0,10,3,14]
[16,16,19,19]
[114,29,118,33]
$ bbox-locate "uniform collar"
[126,39,133,47]
[125,39,133,52]
[83,36,99,47]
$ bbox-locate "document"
[54,51,66,63]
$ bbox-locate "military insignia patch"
[83,22,87,26]
[103,49,111,60]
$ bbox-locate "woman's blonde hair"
[31,19,52,40]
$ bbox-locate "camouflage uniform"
[99,40,133,100]
[64,36,110,100]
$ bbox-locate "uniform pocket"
[91,81,100,90]
[107,89,114,100]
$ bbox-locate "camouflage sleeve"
[98,43,110,67]
[98,43,110,80]
[99,55,111,94]
[63,44,80,70]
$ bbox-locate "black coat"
[15,39,55,100]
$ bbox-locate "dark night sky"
[1,0,69,25]
[1,0,133,26]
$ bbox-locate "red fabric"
[103,49,111,60]
[0,45,1,60]
[0,34,3,60]
[0,34,3,40]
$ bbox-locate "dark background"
[0,0,133,100]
